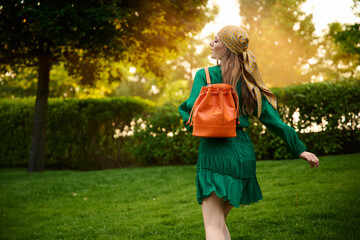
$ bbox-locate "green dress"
[178,65,307,208]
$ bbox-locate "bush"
[125,102,199,166]
[128,79,360,162]
[1,79,359,169]
[0,96,153,169]
[270,78,360,157]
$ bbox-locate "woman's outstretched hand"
[299,151,319,168]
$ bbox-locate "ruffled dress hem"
[196,168,263,208]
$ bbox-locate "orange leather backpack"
[186,67,240,137]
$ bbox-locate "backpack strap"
[186,67,211,126]
[204,67,211,85]
[186,96,201,126]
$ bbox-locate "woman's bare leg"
[223,200,233,240]
[201,191,226,240]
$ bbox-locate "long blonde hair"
[218,47,256,116]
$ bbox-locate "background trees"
[0,0,213,171]
[239,0,360,87]
[240,0,316,86]
[239,0,317,87]
[1,0,359,172]
[312,22,360,81]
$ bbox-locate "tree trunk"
[28,54,51,172]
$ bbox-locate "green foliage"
[309,0,359,81]
[129,79,360,164]
[319,22,360,79]
[162,34,216,83]
[0,96,153,169]
[0,61,159,99]
[0,0,214,82]
[127,103,199,166]
[249,78,360,158]
[0,66,38,98]
[0,1,216,102]
[0,63,80,98]
[156,80,190,106]
[1,1,125,67]
[1,79,359,169]
[120,1,216,78]
[239,0,317,87]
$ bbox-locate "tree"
[0,0,212,172]
[312,22,360,81]
[319,0,359,80]
[307,0,360,81]
[161,34,215,87]
[239,0,317,87]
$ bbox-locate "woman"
[178,25,319,240]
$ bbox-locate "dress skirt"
[196,128,263,208]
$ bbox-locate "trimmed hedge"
[126,103,200,167]
[128,79,360,165]
[0,97,153,169]
[1,79,359,169]
[268,78,360,158]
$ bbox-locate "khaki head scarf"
[217,25,277,117]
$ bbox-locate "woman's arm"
[178,69,206,130]
[255,95,319,167]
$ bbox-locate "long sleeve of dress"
[178,69,207,131]
[255,95,307,158]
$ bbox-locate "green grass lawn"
[1,153,359,240]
